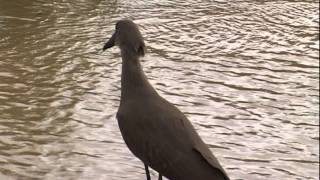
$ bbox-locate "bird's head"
[103,19,145,57]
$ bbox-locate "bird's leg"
[144,164,151,180]
[158,173,162,180]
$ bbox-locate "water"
[0,0,319,179]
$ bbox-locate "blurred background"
[0,0,319,179]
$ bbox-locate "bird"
[102,19,230,180]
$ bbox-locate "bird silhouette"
[103,19,230,180]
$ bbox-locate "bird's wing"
[192,142,230,180]
[119,97,229,179]
[159,98,230,179]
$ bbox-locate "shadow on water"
[0,0,319,180]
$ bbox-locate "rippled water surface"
[0,0,319,179]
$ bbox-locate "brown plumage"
[103,19,230,180]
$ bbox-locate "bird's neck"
[120,49,157,103]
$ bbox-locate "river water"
[0,0,319,180]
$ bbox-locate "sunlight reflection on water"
[0,0,319,179]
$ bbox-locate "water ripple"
[0,0,319,180]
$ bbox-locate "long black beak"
[102,32,116,51]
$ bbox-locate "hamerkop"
[102,19,230,180]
